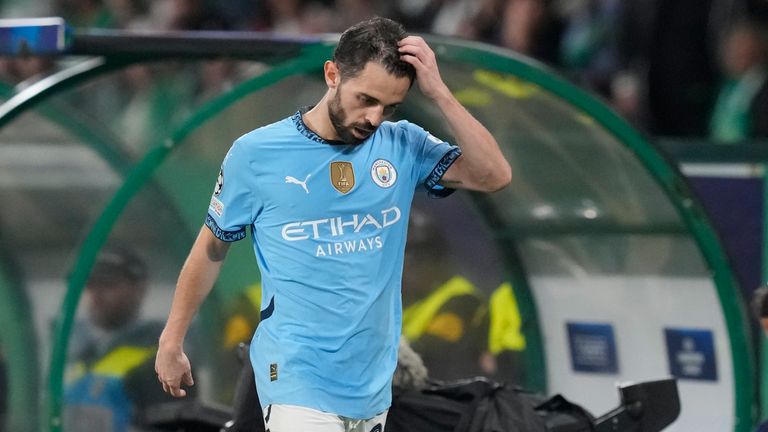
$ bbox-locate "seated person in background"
[401,209,490,381]
[64,246,181,432]
[710,21,768,143]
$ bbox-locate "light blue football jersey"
[206,109,460,419]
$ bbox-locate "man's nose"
[365,105,384,127]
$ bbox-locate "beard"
[328,88,376,145]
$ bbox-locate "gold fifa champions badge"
[330,161,355,194]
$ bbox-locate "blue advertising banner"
[664,327,718,381]
[0,18,68,55]
[567,322,618,374]
[686,176,762,299]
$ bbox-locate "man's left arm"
[399,36,512,192]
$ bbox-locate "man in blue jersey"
[155,16,511,432]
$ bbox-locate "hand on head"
[398,36,450,101]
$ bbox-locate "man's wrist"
[430,85,453,105]
[159,330,185,350]
[432,87,461,114]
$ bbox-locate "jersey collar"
[292,106,347,146]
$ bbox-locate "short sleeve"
[401,121,462,198]
[205,139,257,242]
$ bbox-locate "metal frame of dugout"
[0,22,756,432]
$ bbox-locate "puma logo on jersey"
[285,174,311,194]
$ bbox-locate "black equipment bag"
[387,378,548,432]
[534,394,595,432]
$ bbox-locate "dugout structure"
[0,21,756,432]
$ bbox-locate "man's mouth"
[354,126,374,137]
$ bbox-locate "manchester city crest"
[371,159,396,188]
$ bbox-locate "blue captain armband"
[425,147,461,198]
[205,214,246,242]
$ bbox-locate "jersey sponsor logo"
[285,174,311,194]
[330,161,354,194]
[371,159,397,188]
[209,196,224,216]
[315,236,384,257]
[281,206,401,241]
[214,168,223,196]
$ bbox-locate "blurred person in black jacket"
[617,0,746,135]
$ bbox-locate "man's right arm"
[155,226,230,397]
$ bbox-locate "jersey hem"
[259,396,391,421]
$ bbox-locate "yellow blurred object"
[454,87,493,107]
[224,314,253,349]
[488,282,526,353]
[91,346,156,377]
[474,70,540,99]
[403,276,477,341]
[425,312,464,342]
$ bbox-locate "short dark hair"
[333,17,415,83]
[88,245,147,288]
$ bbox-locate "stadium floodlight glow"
[0,17,69,56]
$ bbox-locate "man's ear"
[324,61,340,89]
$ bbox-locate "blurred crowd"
[4,0,768,143]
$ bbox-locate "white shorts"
[263,404,387,432]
